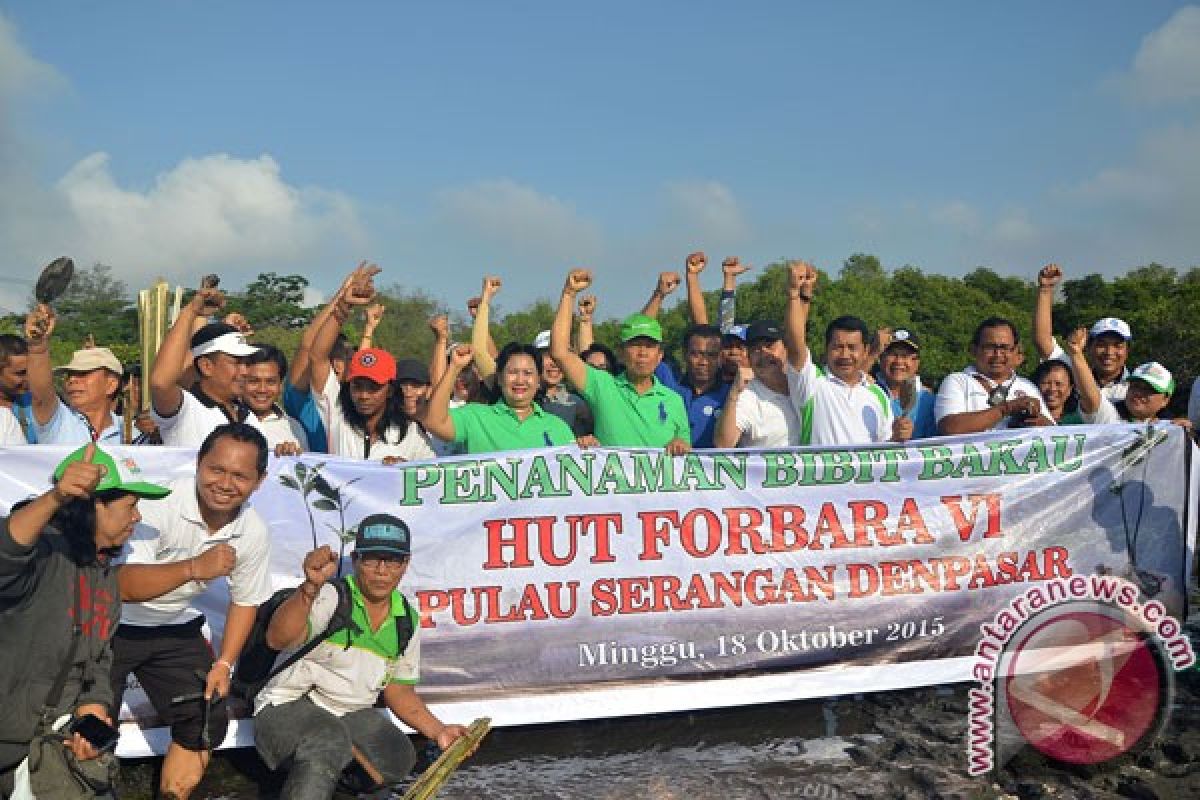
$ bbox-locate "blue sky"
[1,2,1198,318]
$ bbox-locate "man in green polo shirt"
[423,342,577,454]
[549,269,691,453]
[253,516,469,799]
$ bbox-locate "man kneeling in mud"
[253,516,469,799]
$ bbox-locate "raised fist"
[223,312,254,336]
[685,251,707,275]
[788,260,818,298]
[364,304,386,329]
[481,276,502,299]
[190,287,226,316]
[466,297,481,318]
[1038,263,1063,289]
[577,294,597,319]
[301,545,338,588]
[564,269,592,294]
[722,257,750,277]
[428,314,448,338]
[656,271,682,296]
[449,343,474,369]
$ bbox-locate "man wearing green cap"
[0,443,170,795]
[550,269,690,452]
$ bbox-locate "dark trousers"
[110,619,230,751]
[255,696,416,800]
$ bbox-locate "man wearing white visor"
[149,284,263,447]
[1034,264,1132,402]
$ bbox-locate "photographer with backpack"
[252,515,469,800]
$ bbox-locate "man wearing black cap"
[149,284,263,447]
[873,328,936,440]
[714,321,800,448]
[253,515,469,800]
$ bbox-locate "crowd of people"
[0,255,1195,799]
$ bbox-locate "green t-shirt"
[579,366,691,447]
[1057,410,1085,426]
[449,400,576,454]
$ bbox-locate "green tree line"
[3,257,1197,409]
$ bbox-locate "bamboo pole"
[401,717,491,800]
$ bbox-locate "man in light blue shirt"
[25,304,124,445]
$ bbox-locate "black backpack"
[233,577,417,702]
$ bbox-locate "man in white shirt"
[1033,264,1131,402]
[936,317,1053,435]
[0,334,33,445]
[781,261,907,446]
[244,344,309,456]
[150,284,262,447]
[114,423,275,800]
[714,320,799,448]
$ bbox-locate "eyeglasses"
[359,555,409,571]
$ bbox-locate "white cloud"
[54,151,364,283]
[0,14,60,98]
[662,180,749,242]
[436,179,603,263]
[1065,121,1200,217]
[1120,6,1200,104]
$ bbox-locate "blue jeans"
[255,696,416,800]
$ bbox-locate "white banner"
[0,424,1194,757]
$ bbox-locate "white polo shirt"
[314,372,436,463]
[152,388,263,448]
[253,405,310,452]
[1046,341,1128,402]
[0,406,25,445]
[786,355,893,446]
[254,580,420,717]
[120,477,275,627]
[732,379,799,448]
[934,367,1052,430]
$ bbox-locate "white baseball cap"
[1089,317,1132,342]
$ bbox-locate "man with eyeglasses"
[253,514,469,800]
[935,317,1053,435]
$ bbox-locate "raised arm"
[640,271,681,318]
[1033,264,1061,360]
[265,546,338,650]
[5,444,103,547]
[24,304,59,425]
[718,257,749,333]
[471,277,502,381]
[289,288,346,392]
[425,344,472,443]
[713,367,752,448]
[684,251,708,324]
[150,286,224,417]
[308,263,379,393]
[575,294,597,352]
[428,314,449,389]
[359,302,385,350]
[551,269,593,392]
[1064,327,1101,414]
[783,261,817,369]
